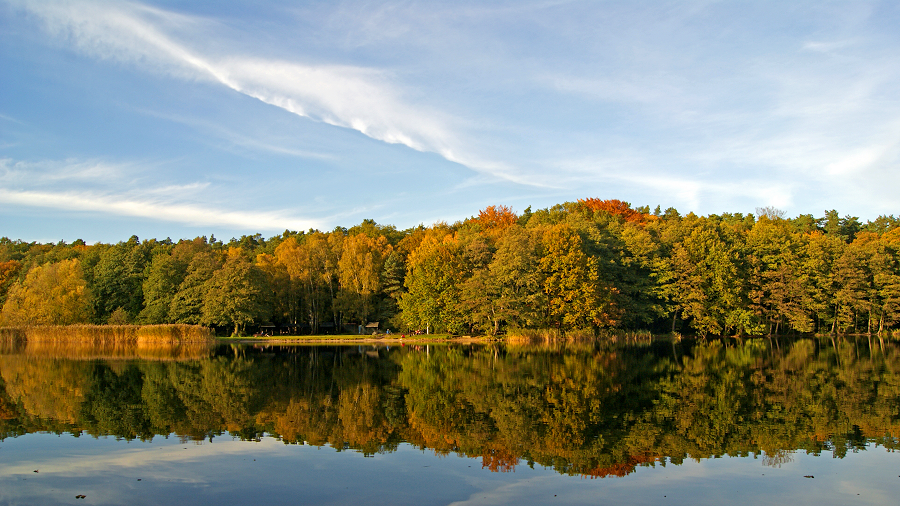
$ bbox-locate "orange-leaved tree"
[472,205,518,231]
[578,198,647,223]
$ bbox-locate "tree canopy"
[2,200,900,336]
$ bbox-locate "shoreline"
[222,335,497,345]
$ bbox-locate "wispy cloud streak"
[9,0,525,183]
[0,157,320,231]
[0,188,319,231]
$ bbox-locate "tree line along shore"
[1,199,899,337]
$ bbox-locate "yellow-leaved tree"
[275,233,339,333]
[338,233,392,325]
[0,258,91,325]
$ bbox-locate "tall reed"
[0,324,215,360]
[505,327,655,345]
[1,324,214,342]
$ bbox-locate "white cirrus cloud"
[218,58,456,155]
[9,0,528,185]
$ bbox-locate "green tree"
[539,223,614,332]
[833,238,871,333]
[800,232,845,333]
[822,210,861,242]
[484,225,543,331]
[613,220,667,329]
[399,228,465,333]
[746,217,811,334]
[871,230,900,332]
[668,218,754,336]
[88,236,151,323]
[833,232,900,334]
[202,249,271,336]
[139,238,210,324]
[380,251,406,323]
[169,251,223,324]
[139,253,182,323]
[256,251,297,327]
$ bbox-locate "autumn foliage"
[1,200,899,337]
[473,205,518,231]
[0,260,20,300]
[480,446,519,472]
[582,454,660,478]
[578,198,647,223]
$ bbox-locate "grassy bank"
[221,333,494,343]
[236,329,662,345]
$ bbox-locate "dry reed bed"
[505,329,900,346]
[505,328,655,345]
[0,324,215,360]
[1,324,214,342]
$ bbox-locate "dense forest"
[2,199,899,336]
[2,338,899,477]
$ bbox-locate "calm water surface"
[1,337,899,505]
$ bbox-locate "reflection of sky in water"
[1,433,898,506]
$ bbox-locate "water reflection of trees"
[1,338,899,477]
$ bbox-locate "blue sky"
[2,0,899,243]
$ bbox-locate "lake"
[1,336,899,505]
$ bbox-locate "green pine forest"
[2,199,900,337]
